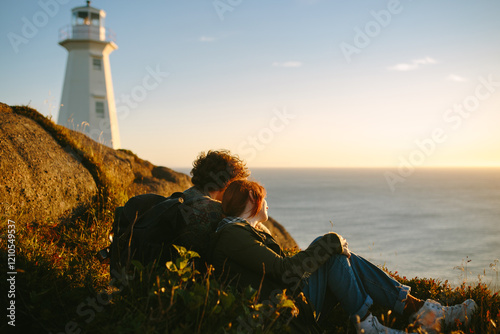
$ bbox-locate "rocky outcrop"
[0,104,98,224]
[262,217,298,249]
[0,103,191,225]
[68,130,193,198]
[0,103,297,248]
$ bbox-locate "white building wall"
[58,39,120,148]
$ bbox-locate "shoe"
[410,299,477,333]
[356,313,411,334]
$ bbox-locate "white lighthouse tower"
[58,1,120,149]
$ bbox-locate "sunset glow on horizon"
[1,1,499,169]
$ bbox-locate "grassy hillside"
[2,210,499,333]
[1,105,498,333]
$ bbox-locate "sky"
[1,0,499,169]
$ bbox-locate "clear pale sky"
[1,0,499,168]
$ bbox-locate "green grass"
[2,212,499,333]
[1,216,298,333]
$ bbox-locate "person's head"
[191,150,250,199]
[222,180,268,223]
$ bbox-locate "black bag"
[100,192,190,280]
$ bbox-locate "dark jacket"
[210,217,344,333]
[177,186,224,260]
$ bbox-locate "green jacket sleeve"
[216,223,343,287]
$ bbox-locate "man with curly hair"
[178,150,250,261]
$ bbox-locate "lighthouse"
[57,1,120,149]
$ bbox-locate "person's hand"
[339,235,351,258]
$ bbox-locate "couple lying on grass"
[180,150,476,334]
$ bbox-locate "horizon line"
[171,165,500,170]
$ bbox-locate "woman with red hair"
[210,180,476,334]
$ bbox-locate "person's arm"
[217,224,343,285]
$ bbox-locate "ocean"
[179,167,500,290]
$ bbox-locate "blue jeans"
[301,242,410,321]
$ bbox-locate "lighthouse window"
[91,13,100,26]
[76,11,90,25]
[95,101,105,118]
[93,58,102,70]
